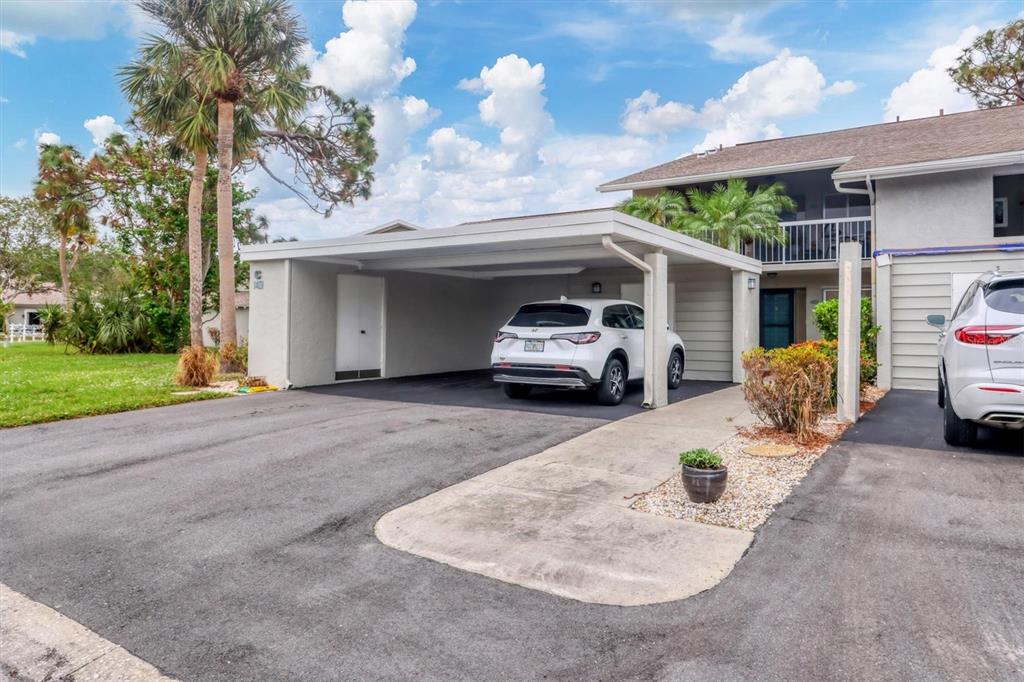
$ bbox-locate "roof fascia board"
[597,157,853,193]
[833,150,1024,181]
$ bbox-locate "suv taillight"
[494,331,518,342]
[954,325,1022,345]
[551,331,602,344]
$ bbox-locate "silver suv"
[928,270,1024,446]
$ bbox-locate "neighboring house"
[202,291,250,347]
[599,105,1024,390]
[3,289,63,330]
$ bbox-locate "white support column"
[837,242,862,423]
[874,254,893,390]
[643,251,668,408]
[731,270,759,383]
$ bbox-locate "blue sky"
[1,0,1021,239]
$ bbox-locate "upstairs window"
[824,193,870,219]
[993,174,1023,237]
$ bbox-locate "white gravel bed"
[630,387,885,532]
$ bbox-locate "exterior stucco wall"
[288,260,338,388]
[247,260,288,387]
[874,165,1024,251]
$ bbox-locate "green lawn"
[0,342,227,428]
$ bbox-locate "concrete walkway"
[376,386,756,606]
[0,584,175,681]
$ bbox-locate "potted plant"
[679,448,727,503]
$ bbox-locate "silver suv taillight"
[494,331,519,342]
[953,325,1023,345]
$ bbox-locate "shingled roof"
[599,106,1024,192]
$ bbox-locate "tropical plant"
[948,20,1024,108]
[37,304,65,345]
[812,298,880,355]
[741,343,834,443]
[60,289,152,354]
[617,190,688,230]
[679,179,795,250]
[120,39,217,348]
[34,144,97,309]
[679,448,723,470]
[133,0,377,356]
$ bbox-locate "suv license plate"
[524,339,544,352]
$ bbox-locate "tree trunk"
[216,98,237,363]
[188,148,208,348]
[58,236,71,311]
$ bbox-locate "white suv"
[929,271,1024,446]
[490,298,686,405]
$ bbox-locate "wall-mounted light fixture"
[747,277,758,290]
[591,282,602,294]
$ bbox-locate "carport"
[240,209,761,408]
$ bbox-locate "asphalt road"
[1,386,1021,681]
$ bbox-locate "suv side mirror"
[926,314,946,328]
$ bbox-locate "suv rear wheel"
[503,383,532,399]
[668,351,684,389]
[595,358,626,406]
[942,383,976,446]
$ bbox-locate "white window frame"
[994,197,1008,227]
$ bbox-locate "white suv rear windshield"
[984,279,1024,314]
[508,303,590,327]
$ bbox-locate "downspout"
[283,259,293,389]
[601,236,657,408]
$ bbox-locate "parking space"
[307,370,732,420]
[844,389,1023,456]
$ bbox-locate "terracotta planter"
[681,464,727,503]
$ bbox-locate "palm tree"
[616,190,688,230]
[34,144,95,310]
[137,0,308,358]
[120,41,218,349]
[679,179,795,251]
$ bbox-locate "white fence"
[3,324,44,342]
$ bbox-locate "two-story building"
[242,106,1023,399]
[598,105,1024,390]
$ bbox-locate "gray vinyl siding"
[567,264,733,382]
[888,251,1024,390]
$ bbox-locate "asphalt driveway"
[1,387,1022,680]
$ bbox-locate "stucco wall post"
[731,270,758,383]
[838,242,862,423]
[643,251,668,408]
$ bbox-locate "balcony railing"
[751,217,871,265]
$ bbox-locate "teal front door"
[760,290,794,349]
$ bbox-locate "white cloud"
[0,0,139,57]
[883,26,980,122]
[83,114,124,146]
[466,54,554,167]
[620,49,857,152]
[35,131,61,147]
[621,90,697,137]
[308,0,418,101]
[13,138,27,150]
[708,15,775,60]
[426,128,517,172]
[365,95,439,169]
[824,80,860,96]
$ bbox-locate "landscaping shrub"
[679,448,723,469]
[741,343,834,443]
[37,304,65,344]
[175,345,218,387]
[207,327,221,347]
[812,297,880,387]
[60,289,152,353]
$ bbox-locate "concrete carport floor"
[306,369,732,420]
[241,209,762,408]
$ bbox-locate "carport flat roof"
[240,209,761,275]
